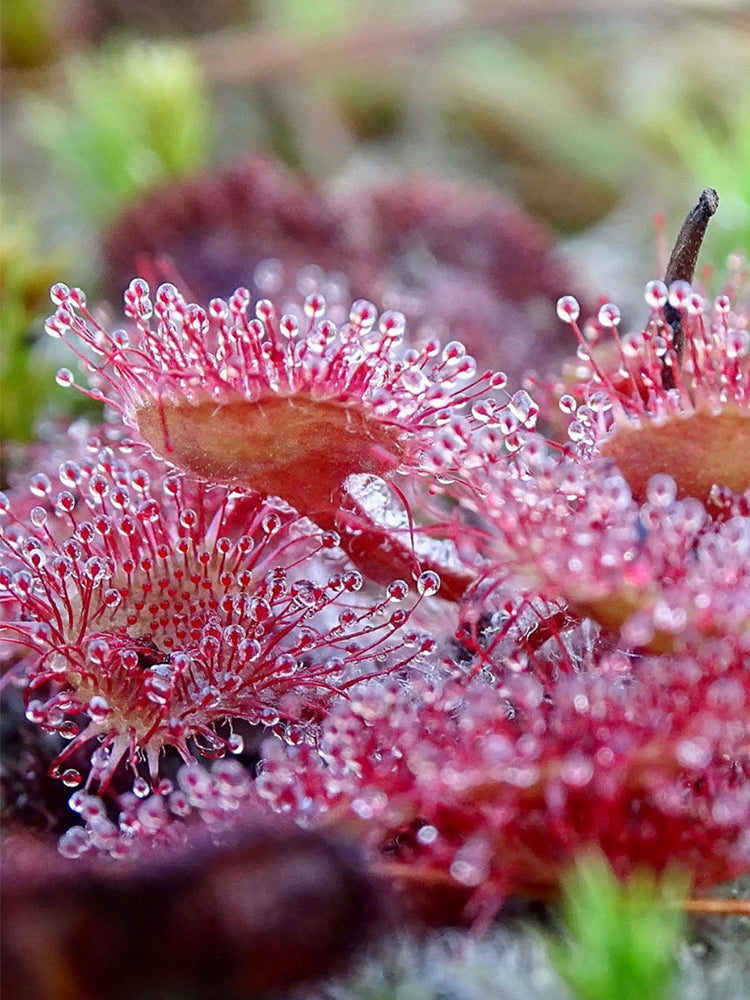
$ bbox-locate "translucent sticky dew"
[471,439,750,652]
[254,664,750,901]
[554,275,750,503]
[45,281,509,520]
[0,447,440,811]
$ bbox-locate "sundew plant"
[1,184,750,995]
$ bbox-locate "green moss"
[546,854,688,1000]
[28,40,211,222]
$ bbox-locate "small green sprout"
[546,853,688,1000]
[29,40,210,221]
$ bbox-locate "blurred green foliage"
[653,94,750,268]
[438,35,633,230]
[0,0,56,68]
[28,40,211,222]
[619,26,750,270]
[0,206,69,443]
[546,854,688,1000]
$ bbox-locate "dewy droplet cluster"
[1,450,439,802]
[2,192,750,914]
[44,280,508,521]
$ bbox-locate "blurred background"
[2,0,749,452]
